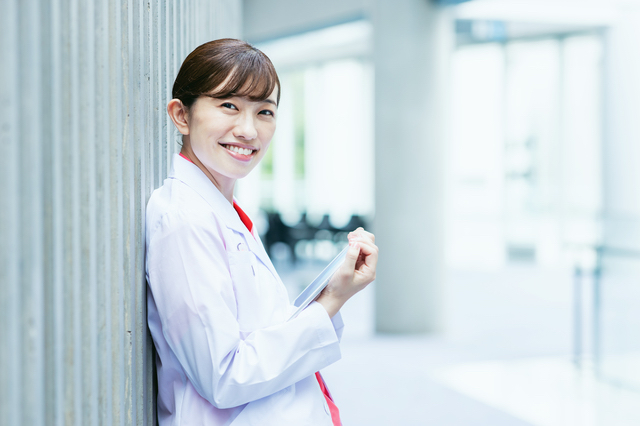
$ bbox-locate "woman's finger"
[348,240,378,272]
[338,241,361,276]
[349,239,377,256]
[359,244,378,270]
[348,229,375,245]
[358,229,375,243]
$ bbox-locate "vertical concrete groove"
[0,1,240,424]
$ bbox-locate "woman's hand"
[316,228,378,318]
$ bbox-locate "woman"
[145,38,378,426]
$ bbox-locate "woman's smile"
[220,142,258,161]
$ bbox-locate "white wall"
[602,4,640,249]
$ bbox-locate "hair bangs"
[207,52,280,105]
[172,39,281,109]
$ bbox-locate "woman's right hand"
[316,228,378,318]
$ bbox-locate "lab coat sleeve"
[147,210,342,409]
[331,311,345,342]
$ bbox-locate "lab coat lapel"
[223,211,279,280]
[170,154,240,230]
[241,226,279,280]
[169,154,280,279]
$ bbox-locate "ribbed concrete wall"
[0,1,240,424]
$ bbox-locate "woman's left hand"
[316,227,378,318]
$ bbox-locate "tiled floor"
[278,261,640,425]
[322,335,535,426]
[432,357,640,426]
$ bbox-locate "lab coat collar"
[169,154,279,277]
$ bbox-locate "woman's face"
[185,88,278,187]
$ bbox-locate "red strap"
[233,201,254,235]
[179,152,192,163]
[315,372,341,426]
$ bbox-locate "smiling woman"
[167,39,280,200]
[145,39,378,426]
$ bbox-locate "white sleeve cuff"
[331,311,345,342]
[300,301,341,348]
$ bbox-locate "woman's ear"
[167,99,190,135]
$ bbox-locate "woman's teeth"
[224,144,254,156]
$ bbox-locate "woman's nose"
[234,113,258,140]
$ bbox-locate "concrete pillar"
[373,0,452,333]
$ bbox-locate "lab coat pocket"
[227,250,267,333]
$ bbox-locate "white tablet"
[287,244,350,321]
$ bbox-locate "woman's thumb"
[342,242,360,272]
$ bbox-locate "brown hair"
[172,38,280,109]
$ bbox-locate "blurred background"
[2,0,640,425]
[239,0,640,424]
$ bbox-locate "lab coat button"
[323,400,330,415]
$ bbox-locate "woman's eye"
[259,110,275,117]
[221,102,237,110]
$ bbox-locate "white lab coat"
[145,154,344,426]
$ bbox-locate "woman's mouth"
[221,143,257,159]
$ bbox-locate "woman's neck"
[180,142,235,204]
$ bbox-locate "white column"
[372,0,452,333]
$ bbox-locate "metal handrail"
[573,244,640,390]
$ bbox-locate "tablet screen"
[287,244,350,321]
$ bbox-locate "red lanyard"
[316,372,341,426]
